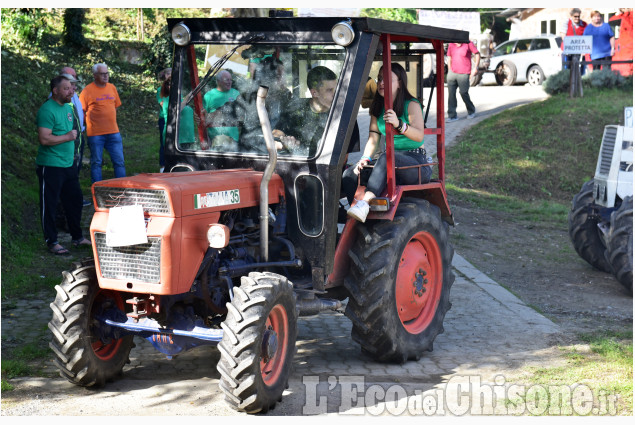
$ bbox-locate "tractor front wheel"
[217,272,298,413]
[48,258,134,387]
[344,198,454,363]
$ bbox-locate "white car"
[484,35,563,86]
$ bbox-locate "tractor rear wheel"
[217,272,298,413]
[606,196,633,294]
[495,61,517,86]
[344,198,454,363]
[48,258,134,387]
[568,180,612,272]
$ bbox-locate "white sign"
[298,8,361,17]
[419,10,480,39]
[106,205,148,247]
[563,36,593,54]
[625,107,633,129]
[207,55,249,76]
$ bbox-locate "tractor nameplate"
[194,189,240,209]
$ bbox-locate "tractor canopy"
[164,17,468,275]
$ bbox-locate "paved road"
[2,85,566,416]
[2,255,564,416]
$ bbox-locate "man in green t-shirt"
[203,70,241,144]
[36,75,90,255]
[273,66,339,156]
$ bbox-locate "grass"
[1,9,202,299]
[446,87,632,207]
[511,331,633,415]
[444,86,633,415]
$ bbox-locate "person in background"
[80,62,125,183]
[36,75,91,255]
[273,66,341,156]
[157,68,171,172]
[345,63,430,223]
[49,67,91,206]
[203,70,241,143]
[583,11,615,70]
[560,8,588,75]
[445,41,480,122]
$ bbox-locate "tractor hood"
[91,169,285,218]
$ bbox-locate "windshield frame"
[171,40,351,161]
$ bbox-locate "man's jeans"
[447,71,475,119]
[88,132,126,183]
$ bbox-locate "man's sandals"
[72,238,91,248]
[48,243,70,256]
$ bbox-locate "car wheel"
[527,65,545,86]
[495,61,517,86]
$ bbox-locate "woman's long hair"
[370,62,416,118]
[160,77,171,99]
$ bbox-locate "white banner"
[418,10,480,38]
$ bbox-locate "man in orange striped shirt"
[80,63,126,183]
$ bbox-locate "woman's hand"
[354,157,370,175]
[383,109,400,128]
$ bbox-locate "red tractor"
[49,17,466,413]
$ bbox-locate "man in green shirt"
[36,75,90,255]
[203,70,241,143]
[273,66,339,156]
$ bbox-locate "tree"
[361,8,418,24]
[63,8,88,50]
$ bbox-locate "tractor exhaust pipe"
[256,86,277,262]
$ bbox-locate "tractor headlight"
[207,224,230,249]
[171,22,191,46]
[331,21,354,46]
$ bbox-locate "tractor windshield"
[177,43,346,158]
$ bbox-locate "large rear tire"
[568,180,612,272]
[217,272,298,413]
[344,198,454,363]
[48,258,134,387]
[606,197,633,294]
[495,61,517,86]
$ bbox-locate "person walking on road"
[36,75,91,255]
[80,62,126,183]
[446,41,480,122]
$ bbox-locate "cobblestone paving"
[1,255,564,416]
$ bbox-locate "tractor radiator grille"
[94,232,162,283]
[598,127,617,176]
[94,187,171,214]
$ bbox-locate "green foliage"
[361,8,418,24]
[582,69,628,89]
[0,8,50,45]
[1,359,33,379]
[545,69,633,95]
[1,380,14,391]
[542,69,570,95]
[63,8,88,50]
[144,24,175,77]
[1,8,209,299]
